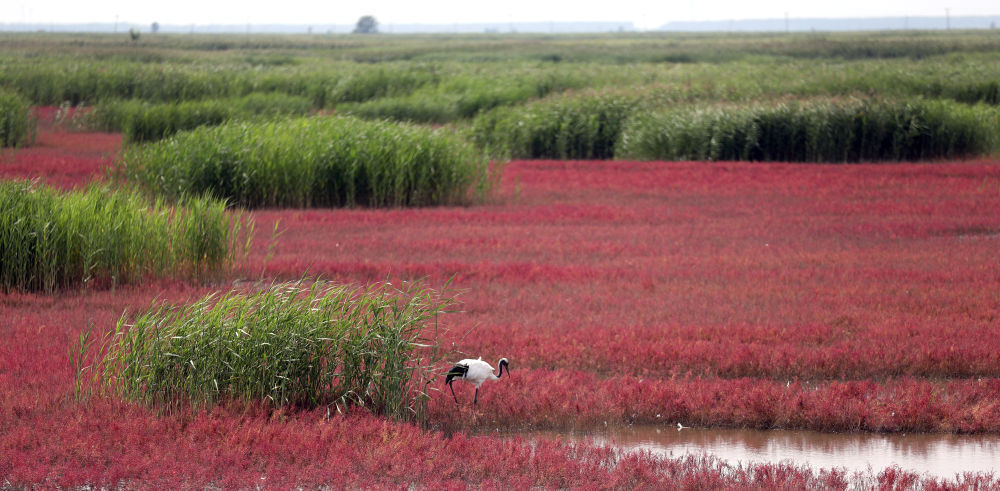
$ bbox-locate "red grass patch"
[1,145,114,190]
[242,158,1000,432]
[34,129,121,157]
[2,107,119,189]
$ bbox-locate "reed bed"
[328,65,438,104]
[116,116,492,208]
[0,180,249,292]
[0,58,335,106]
[470,92,639,159]
[618,98,998,162]
[341,70,583,123]
[82,280,454,422]
[6,33,1000,127]
[0,88,34,147]
[83,92,314,143]
[340,96,458,125]
[9,30,1000,63]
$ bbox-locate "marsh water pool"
[542,425,1000,478]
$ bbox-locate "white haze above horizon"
[5,0,998,31]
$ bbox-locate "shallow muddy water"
[548,425,1000,478]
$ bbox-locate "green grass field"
[3,30,999,192]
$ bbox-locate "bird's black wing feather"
[445,363,469,384]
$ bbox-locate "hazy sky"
[5,0,999,30]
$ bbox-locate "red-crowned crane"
[445,357,509,406]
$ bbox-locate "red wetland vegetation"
[3,112,1000,488]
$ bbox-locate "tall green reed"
[340,69,583,123]
[116,116,493,208]
[0,89,34,147]
[0,180,250,292]
[82,92,314,143]
[80,280,455,423]
[470,91,639,159]
[7,32,1000,109]
[328,65,438,103]
[618,98,999,162]
[1,58,332,106]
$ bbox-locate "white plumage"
[445,356,509,406]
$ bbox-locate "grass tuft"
[116,116,494,208]
[81,280,455,423]
[0,89,35,148]
[470,92,639,160]
[328,65,438,104]
[0,180,250,292]
[81,92,314,144]
[618,98,999,163]
[340,70,582,124]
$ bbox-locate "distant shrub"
[470,93,639,159]
[83,280,453,422]
[116,116,492,208]
[0,89,34,147]
[0,180,249,292]
[618,98,998,163]
[84,92,314,143]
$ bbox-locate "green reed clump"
[83,92,314,143]
[328,66,438,104]
[339,96,457,124]
[930,79,1000,105]
[116,116,492,208]
[470,92,639,159]
[84,280,453,422]
[341,70,581,124]
[0,180,249,292]
[618,98,999,163]
[0,55,339,108]
[0,89,34,147]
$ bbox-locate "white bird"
[445,357,509,406]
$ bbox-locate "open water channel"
[545,425,1000,478]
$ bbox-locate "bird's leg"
[473,387,479,406]
[449,382,459,404]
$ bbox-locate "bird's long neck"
[496,361,506,379]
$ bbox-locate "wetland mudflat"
[550,425,1000,478]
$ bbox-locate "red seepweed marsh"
[8,150,1000,486]
[4,29,1000,486]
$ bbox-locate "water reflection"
[552,426,1000,477]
